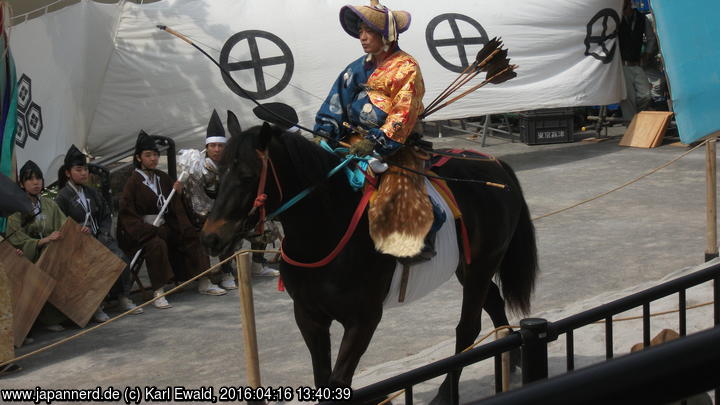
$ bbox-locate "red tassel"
[254,193,267,208]
[277,275,285,292]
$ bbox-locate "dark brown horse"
[202,114,538,404]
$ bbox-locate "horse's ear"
[258,122,273,151]
[226,110,242,136]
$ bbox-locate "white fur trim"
[206,136,227,144]
[374,231,424,257]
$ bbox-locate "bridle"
[247,149,283,235]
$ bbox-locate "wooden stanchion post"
[706,138,718,262]
[236,252,262,387]
[498,328,511,392]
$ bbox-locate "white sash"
[135,169,167,209]
[68,182,99,234]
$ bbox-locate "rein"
[249,146,373,268]
[281,186,374,268]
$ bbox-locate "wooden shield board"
[0,241,57,348]
[0,262,15,359]
[619,111,674,148]
[36,218,125,327]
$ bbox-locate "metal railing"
[322,260,720,405]
[471,324,720,405]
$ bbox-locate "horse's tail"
[497,160,538,315]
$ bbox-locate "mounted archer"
[315,0,438,262]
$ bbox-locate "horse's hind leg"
[431,260,498,405]
[484,281,510,327]
[484,281,521,371]
[294,303,333,387]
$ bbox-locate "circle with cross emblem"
[584,8,620,64]
[220,30,294,100]
[425,13,490,73]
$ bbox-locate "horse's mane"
[278,131,343,187]
[221,126,261,172]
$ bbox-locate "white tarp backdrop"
[10,0,624,176]
[10,0,124,177]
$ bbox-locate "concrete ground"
[1,123,716,403]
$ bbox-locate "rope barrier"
[593,300,714,324]
[0,248,280,368]
[532,139,709,221]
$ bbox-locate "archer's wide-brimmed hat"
[340,2,411,42]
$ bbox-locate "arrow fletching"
[484,50,510,77]
[488,66,518,85]
[475,37,501,67]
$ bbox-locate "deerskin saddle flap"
[368,148,433,257]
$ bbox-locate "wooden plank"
[0,241,56,348]
[0,262,14,360]
[36,218,125,327]
[581,137,612,143]
[619,111,674,148]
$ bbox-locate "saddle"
[367,147,434,258]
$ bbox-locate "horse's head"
[202,111,281,256]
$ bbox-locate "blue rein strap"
[265,144,371,222]
[318,140,369,191]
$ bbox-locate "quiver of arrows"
[421,37,517,119]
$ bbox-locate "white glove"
[368,158,388,174]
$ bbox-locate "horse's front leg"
[329,309,383,389]
[294,302,333,387]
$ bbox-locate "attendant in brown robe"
[117,132,225,310]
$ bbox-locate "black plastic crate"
[519,108,575,145]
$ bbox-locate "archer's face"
[359,24,384,55]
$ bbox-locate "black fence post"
[520,318,549,385]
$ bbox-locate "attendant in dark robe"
[55,145,143,320]
[117,132,225,310]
